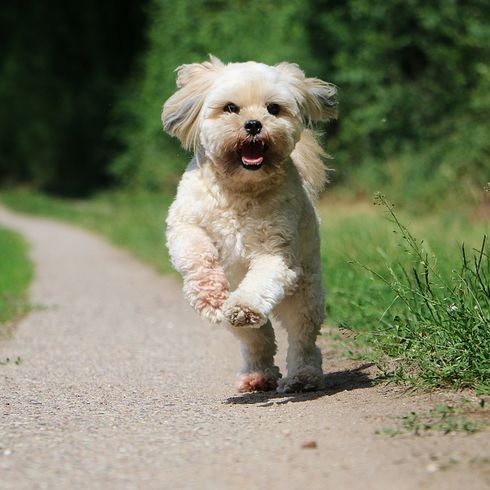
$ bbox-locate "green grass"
[0,190,174,274]
[321,194,490,393]
[376,400,488,436]
[1,188,489,392]
[0,226,33,326]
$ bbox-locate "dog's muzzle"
[239,140,266,170]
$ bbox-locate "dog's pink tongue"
[241,142,264,165]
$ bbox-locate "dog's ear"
[162,55,225,151]
[302,77,338,121]
[275,62,338,122]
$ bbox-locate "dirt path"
[0,206,488,490]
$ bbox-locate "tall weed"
[352,194,490,392]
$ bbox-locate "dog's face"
[163,56,336,186]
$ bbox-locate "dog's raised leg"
[166,223,229,323]
[229,320,281,392]
[275,275,325,393]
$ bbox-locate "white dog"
[163,56,337,393]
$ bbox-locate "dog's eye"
[266,103,280,116]
[224,103,239,114]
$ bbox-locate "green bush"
[1,1,488,204]
[311,0,490,203]
[113,0,490,206]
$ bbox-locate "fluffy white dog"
[163,56,337,393]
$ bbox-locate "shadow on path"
[224,363,376,406]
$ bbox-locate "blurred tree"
[0,0,148,195]
[1,0,488,203]
[307,0,490,202]
[113,0,490,204]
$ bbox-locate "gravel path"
[0,206,488,490]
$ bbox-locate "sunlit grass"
[320,194,489,393]
[0,226,33,326]
[1,190,174,274]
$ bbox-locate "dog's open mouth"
[239,141,266,171]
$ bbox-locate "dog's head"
[162,56,337,185]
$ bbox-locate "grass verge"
[0,190,174,274]
[320,194,489,393]
[0,226,33,328]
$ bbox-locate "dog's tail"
[291,129,330,201]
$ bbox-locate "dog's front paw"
[226,305,265,327]
[223,294,267,328]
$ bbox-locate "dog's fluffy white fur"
[163,56,337,393]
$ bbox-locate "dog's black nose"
[244,120,262,135]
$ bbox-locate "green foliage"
[310,0,490,202]
[112,0,490,206]
[337,194,490,392]
[0,226,33,325]
[0,0,147,195]
[2,1,489,202]
[376,400,488,436]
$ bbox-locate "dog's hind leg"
[275,274,325,393]
[228,320,281,393]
